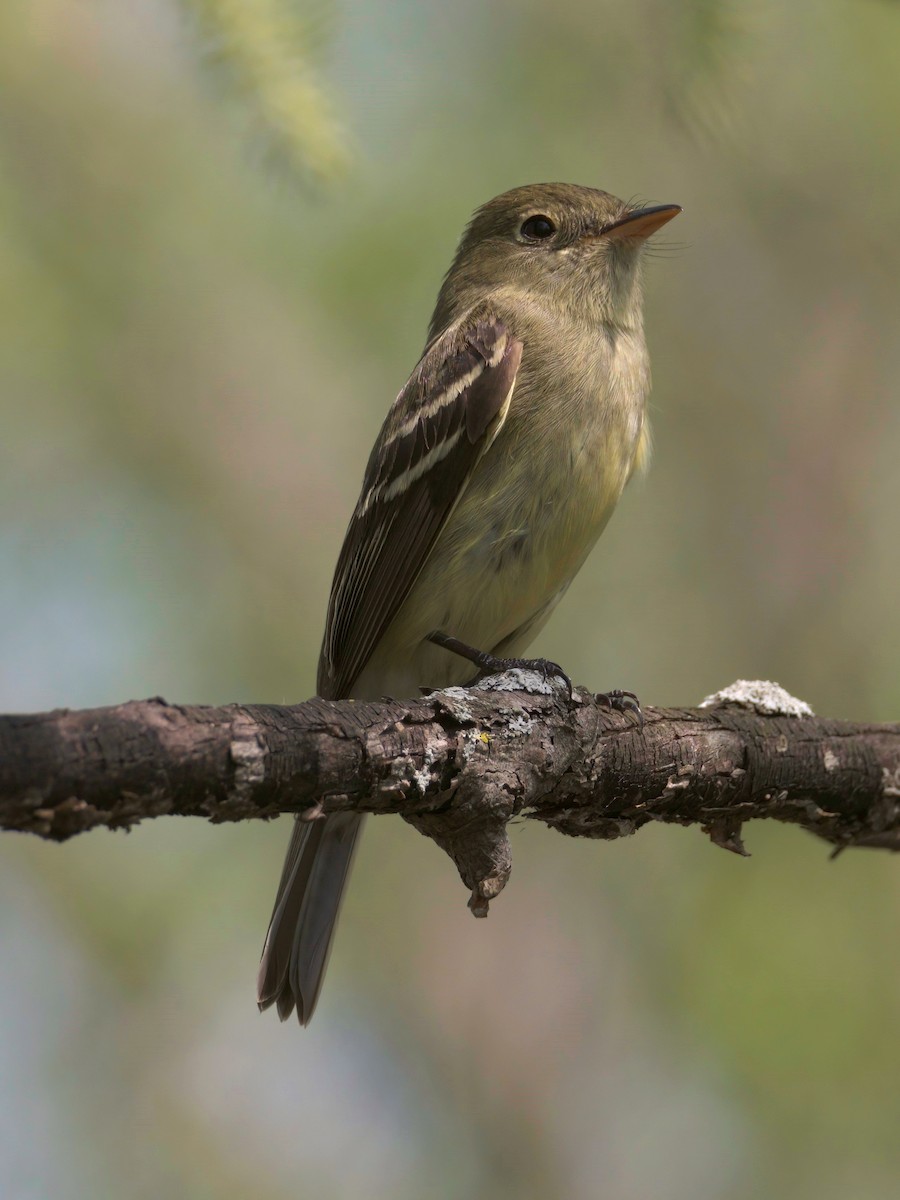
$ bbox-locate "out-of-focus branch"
[2,676,898,913]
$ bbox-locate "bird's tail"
[257,812,364,1024]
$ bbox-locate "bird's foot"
[595,688,643,728]
[479,652,574,701]
[427,631,573,700]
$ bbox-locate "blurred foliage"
[1,1,900,1199]
[182,0,349,183]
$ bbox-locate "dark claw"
[595,688,643,729]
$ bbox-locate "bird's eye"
[520,214,556,241]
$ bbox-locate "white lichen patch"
[387,755,415,785]
[823,748,840,772]
[506,714,537,737]
[700,680,814,718]
[411,744,441,796]
[473,668,557,696]
[428,686,476,723]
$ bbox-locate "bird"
[257,182,680,1024]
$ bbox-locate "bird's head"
[431,182,681,335]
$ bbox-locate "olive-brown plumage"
[257,183,680,1024]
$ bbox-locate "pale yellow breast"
[353,317,649,699]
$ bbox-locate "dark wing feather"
[317,315,522,700]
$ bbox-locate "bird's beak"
[598,204,682,242]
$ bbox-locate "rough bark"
[1,674,898,913]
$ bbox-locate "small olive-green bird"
[257,182,680,1024]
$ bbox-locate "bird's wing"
[317,315,522,700]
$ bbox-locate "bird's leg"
[427,630,574,701]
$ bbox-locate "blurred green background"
[2,1,900,1197]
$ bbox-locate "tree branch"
[2,675,898,913]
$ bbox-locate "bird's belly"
[353,411,638,699]
[467,445,623,622]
